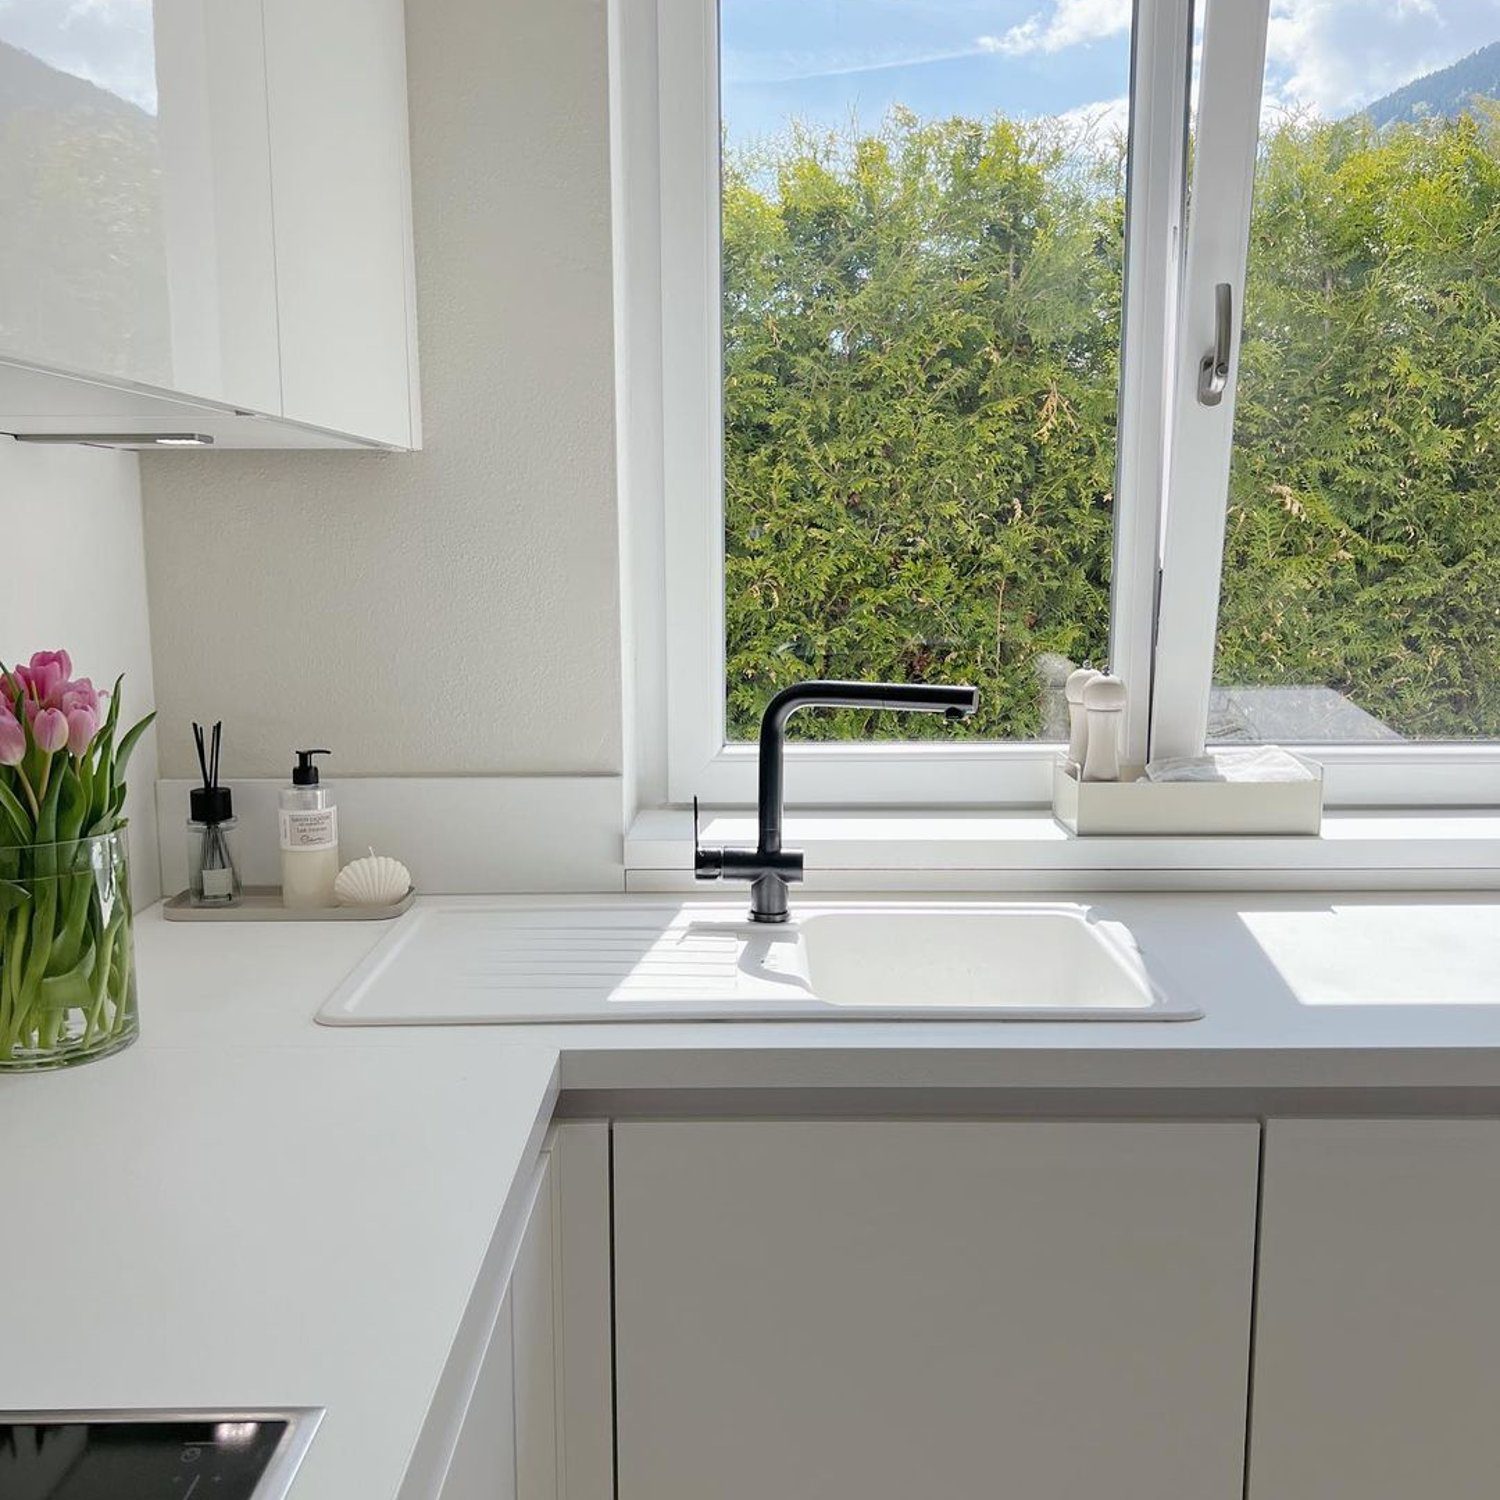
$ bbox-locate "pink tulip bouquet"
[0,650,154,1069]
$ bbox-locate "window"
[719,1,1136,750]
[625,0,1500,806]
[1211,12,1500,748]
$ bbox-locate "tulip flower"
[28,649,71,680]
[21,659,62,707]
[4,670,36,714]
[67,706,101,757]
[0,709,23,767]
[2,653,83,716]
[61,678,100,716]
[33,707,70,754]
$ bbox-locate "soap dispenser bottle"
[279,749,338,909]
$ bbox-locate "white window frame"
[1151,0,1500,805]
[619,0,1500,811]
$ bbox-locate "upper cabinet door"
[0,0,417,448]
[0,0,280,413]
[262,0,419,447]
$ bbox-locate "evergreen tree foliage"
[721,105,1500,743]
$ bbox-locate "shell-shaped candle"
[334,849,412,907]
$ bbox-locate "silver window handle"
[1197,282,1232,407]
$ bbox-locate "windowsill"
[624,807,1500,892]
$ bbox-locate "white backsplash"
[156,774,624,897]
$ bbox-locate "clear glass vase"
[0,829,138,1071]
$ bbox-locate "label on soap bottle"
[279,806,338,851]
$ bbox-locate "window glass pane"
[1212,3,1500,744]
[720,0,1134,741]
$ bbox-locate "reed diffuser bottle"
[187,721,240,907]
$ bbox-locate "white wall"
[139,0,622,785]
[0,437,161,903]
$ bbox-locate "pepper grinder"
[1081,675,1127,782]
[1065,666,1101,771]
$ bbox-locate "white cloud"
[980,0,1500,117]
[980,0,1132,57]
[1263,0,1500,117]
[727,44,995,86]
[1056,93,1131,138]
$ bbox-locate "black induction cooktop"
[0,1410,322,1500]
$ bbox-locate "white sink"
[798,908,1168,1013]
[320,900,1197,1024]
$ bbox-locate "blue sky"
[722,0,1132,143]
[721,0,1500,146]
[0,0,1497,133]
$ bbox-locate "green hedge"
[722,106,1500,742]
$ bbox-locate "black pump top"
[292,748,331,786]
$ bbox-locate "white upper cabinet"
[0,0,419,449]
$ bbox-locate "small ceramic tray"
[163,886,416,922]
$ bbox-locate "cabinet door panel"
[0,0,278,410]
[551,1121,614,1500]
[513,1151,558,1500]
[440,1285,517,1500]
[615,1120,1260,1500]
[154,0,280,411]
[1251,1119,1500,1500]
[261,0,416,444]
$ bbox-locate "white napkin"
[1144,746,1314,784]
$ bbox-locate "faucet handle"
[693,796,723,880]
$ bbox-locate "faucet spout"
[694,679,980,923]
[756,681,978,856]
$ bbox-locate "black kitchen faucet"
[693,679,980,923]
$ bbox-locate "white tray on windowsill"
[1052,758,1323,837]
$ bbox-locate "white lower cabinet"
[440,1280,518,1500]
[422,1113,1500,1500]
[613,1120,1261,1500]
[436,1147,559,1500]
[513,1142,558,1500]
[1249,1119,1500,1500]
[427,1122,615,1500]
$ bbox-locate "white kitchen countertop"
[2,916,560,1500]
[8,889,1500,1499]
[332,892,1500,1093]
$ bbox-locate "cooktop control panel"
[0,1410,321,1500]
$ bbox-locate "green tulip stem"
[83,921,119,1046]
[49,873,92,978]
[33,753,53,808]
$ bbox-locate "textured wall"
[1,438,161,902]
[140,0,621,780]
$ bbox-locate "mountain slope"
[0,39,151,127]
[1362,41,1500,128]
